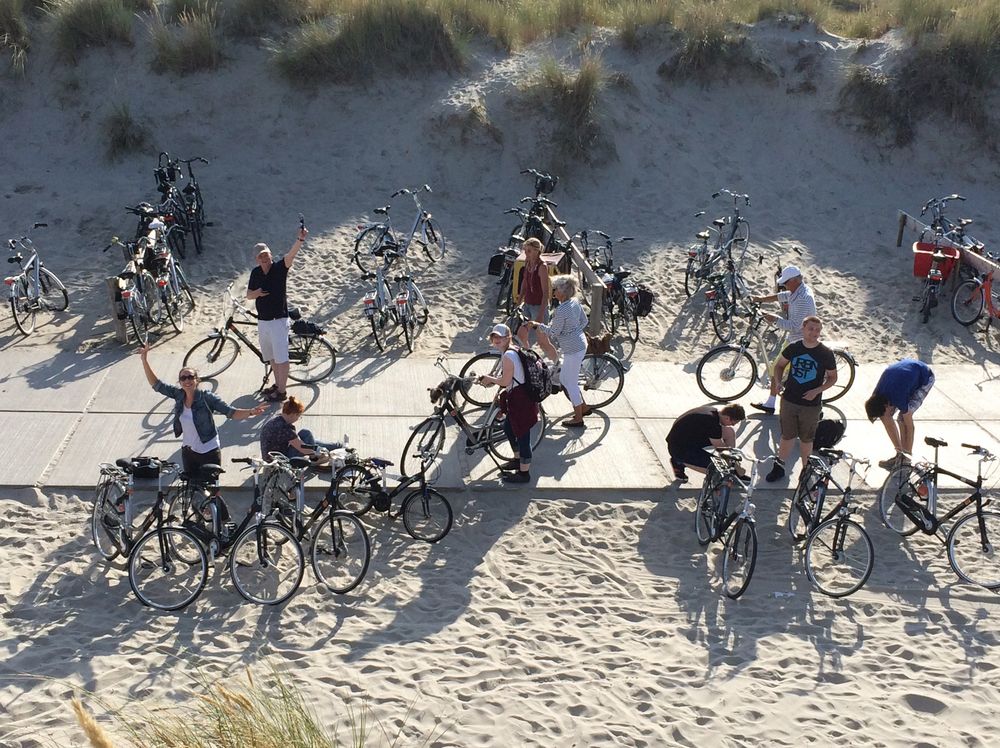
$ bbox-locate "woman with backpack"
[478,323,538,484]
[526,275,590,428]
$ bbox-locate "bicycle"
[786,449,874,597]
[952,268,1000,330]
[353,185,445,272]
[878,437,1000,588]
[578,230,640,343]
[331,450,454,543]
[684,190,751,295]
[104,235,163,346]
[695,301,856,403]
[693,447,762,599]
[252,453,371,593]
[167,460,306,606]
[183,282,337,391]
[5,223,69,336]
[912,227,960,324]
[91,457,209,611]
[399,356,548,477]
[140,216,196,333]
[158,152,210,255]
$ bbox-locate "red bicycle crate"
[912,242,960,280]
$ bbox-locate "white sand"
[3,18,1000,746]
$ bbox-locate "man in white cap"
[749,265,817,414]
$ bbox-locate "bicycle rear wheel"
[421,218,445,262]
[951,280,985,326]
[824,349,855,403]
[622,299,639,343]
[354,226,387,274]
[877,465,926,536]
[287,335,336,383]
[710,296,736,343]
[175,264,196,316]
[459,352,501,408]
[128,527,208,611]
[787,474,824,542]
[163,284,185,333]
[129,298,152,346]
[183,335,240,379]
[484,406,547,462]
[684,257,702,298]
[805,517,874,597]
[310,511,371,593]
[578,353,625,409]
[401,487,453,543]
[229,522,304,605]
[91,481,127,561]
[696,345,756,402]
[947,510,1000,588]
[10,276,35,335]
[39,268,69,311]
[721,518,757,599]
[695,480,724,546]
[331,464,379,516]
[400,417,446,478]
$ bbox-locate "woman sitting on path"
[139,345,267,475]
[526,275,591,428]
[259,396,341,470]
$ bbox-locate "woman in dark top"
[259,396,340,468]
[514,237,551,348]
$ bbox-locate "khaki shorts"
[780,400,822,442]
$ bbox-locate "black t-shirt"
[248,258,289,320]
[780,340,836,406]
[667,406,722,450]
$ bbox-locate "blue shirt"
[153,380,237,443]
[874,359,933,413]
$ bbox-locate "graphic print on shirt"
[790,352,819,385]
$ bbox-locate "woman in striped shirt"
[527,275,591,428]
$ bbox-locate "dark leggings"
[181,446,229,522]
[502,418,532,464]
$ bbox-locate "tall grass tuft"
[104,102,149,159]
[150,2,223,74]
[533,54,608,163]
[228,0,332,36]
[0,0,29,75]
[48,0,133,61]
[274,0,462,84]
[619,0,677,52]
[838,64,913,144]
[660,5,776,82]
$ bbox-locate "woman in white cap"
[526,275,590,428]
[478,323,538,483]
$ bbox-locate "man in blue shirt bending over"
[865,359,935,470]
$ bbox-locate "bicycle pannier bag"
[487,250,506,276]
[515,348,553,403]
[813,418,845,450]
[131,456,162,480]
[292,319,325,336]
[635,284,655,317]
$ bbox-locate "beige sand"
[2,18,1000,747]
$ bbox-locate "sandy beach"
[3,15,1000,747]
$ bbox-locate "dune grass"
[532,54,608,163]
[150,1,223,74]
[0,0,29,74]
[659,4,776,82]
[103,102,149,159]
[274,0,462,84]
[48,0,133,60]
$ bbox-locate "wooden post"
[105,276,129,344]
[544,206,606,334]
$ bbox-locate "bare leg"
[799,440,813,469]
[274,361,289,393]
[880,412,903,454]
[898,412,915,454]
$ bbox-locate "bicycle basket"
[487,250,507,276]
[130,455,162,479]
[535,173,558,195]
[912,242,959,280]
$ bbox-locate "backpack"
[635,284,654,317]
[814,417,846,450]
[515,348,553,403]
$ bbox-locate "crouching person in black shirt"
[666,404,746,484]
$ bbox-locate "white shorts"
[258,318,290,364]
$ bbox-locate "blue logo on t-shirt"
[790,354,818,384]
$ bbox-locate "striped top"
[539,298,588,355]
[775,283,817,343]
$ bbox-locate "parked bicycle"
[359,246,428,353]
[912,227,960,323]
[693,447,762,599]
[695,301,856,403]
[183,282,336,391]
[158,152,210,255]
[578,230,640,342]
[104,235,162,345]
[140,216,196,333]
[952,268,1000,330]
[252,453,371,593]
[332,449,454,543]
[786,449,874,597]
[354,185,445,272]
[684,189,751,296]
[5,223,69,336]
[399,356,548,477]
[878,437,1000,588]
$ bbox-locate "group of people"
[667,264,936,484]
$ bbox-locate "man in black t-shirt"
[666,404,746,483]
[246,225,308,402]
[766,316,838,482]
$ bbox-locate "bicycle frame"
[703,450,759,542]
[97,460,183,555]
[898,447,991,539]
[797,452,868,532]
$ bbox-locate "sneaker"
[499,459,520,471]
[562,419,586,428]
[751,402,776,415]
[674,469,689,484]
[502,470,530,484]
[877,456,896,470]
[765,462,786,483]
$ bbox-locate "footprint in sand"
[902,693,947,714]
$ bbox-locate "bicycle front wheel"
[952,280,985,326]
[421,218,445,262]
[622,299,639,343]
[400,417,446,477]
[310,510,371,593]
[229,522,304,605]
[128,527,208,611]
[695,480,723,546]
[39,267,69,311]
[353,226,387,273]
[805,517,874,597]
[877,465,927,536]
[163,285,185,333]
[710,296,736,343]
[578,353,625,409]
[788,474,824,542]
[331,464,380,516]
[401,487,453,543]
[459,352,501,407]
[484,406,547,462]
[183,335,240,379]
[947,510,1000,588]
[721,518,757,599]
[129,299,152,347]
[10,276,35,335]
[824,349,855,403]
[287,334,337,383]
[696,345,757,402]
[92,481,127,561]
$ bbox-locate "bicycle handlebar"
[520,196,557,208]
[713,189,751,206]
[391,185,431,198]
[920,194,966,215]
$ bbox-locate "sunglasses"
[179,374,197,382]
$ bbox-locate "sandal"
[561,419,586,428]
[265,389,287,402]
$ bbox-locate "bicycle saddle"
[614,270,631,280]
[817,448,844,461]
[118,271,136,280]
[7,254,22,264]
[369,457,394,468]
[373,205,390,215]
[925,436,948,448]
[553,219,567,228]
[288,307,302,320]
[712,218,727,227]
[289,456,312,469]
[696,231,711,241]
[184,464,224,484]
[959,218,974,227]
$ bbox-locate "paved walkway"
[2,343,1000,494]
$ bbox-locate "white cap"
[487,323,511,339]
[777,265,802,285]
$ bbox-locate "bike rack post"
[104,276,129,344]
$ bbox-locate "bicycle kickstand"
[259,363,272,394]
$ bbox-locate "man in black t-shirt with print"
[246,225,308,402]
[666,403,746,484]
[766,316,837,482]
